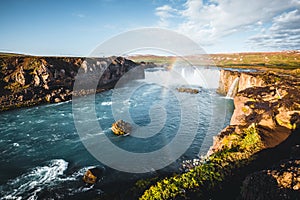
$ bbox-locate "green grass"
[140,125,263,200]
[128,55,176,66]
[129,52,300,70]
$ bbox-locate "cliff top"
[129,51,300,76]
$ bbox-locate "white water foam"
[101,101,112,106]
[13,143,20,147]
[1,159,68,200]
[42,100,72,108]
[0,160,103,200]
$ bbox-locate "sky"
[0,0,300,55]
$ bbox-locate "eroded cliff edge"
[0,55,151,111]
[214,69,300,150]
[210,69,300,199]
[139,69,300,200]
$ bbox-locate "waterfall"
[181,68,186,79]
[226,77,239,98]
[144,66,220,88]
[177,67,219,87]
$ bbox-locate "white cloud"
[248,9,300,50]
[271,9,300,31]
[155,0,300,51]
[155,5,178,27]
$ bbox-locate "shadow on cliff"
[211,127,300,200]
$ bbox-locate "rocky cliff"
[210,70,300,199]
[0,55,147,111]
[216,69,300,133]
[217,69,299,96]
[140,69,299,200]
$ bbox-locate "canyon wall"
[217,69,266,96]
[217,69,300,135]
[0,56,148,111]
[217,69,299,97]
[140,69,299,200]
[211,69,300,199]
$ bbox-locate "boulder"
[176,87,200,94]
[111,120,132,135]
[83,167,104,184]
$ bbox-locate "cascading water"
[178,66,220,88]
[226,77,240,98]
[145,66,220,88]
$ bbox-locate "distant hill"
[129,51,300,70]
[0,52,27,57]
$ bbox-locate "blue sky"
[0,0,299,55]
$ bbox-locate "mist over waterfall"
[145,66,220,88]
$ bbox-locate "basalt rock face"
[230,78,300,148]
[208,70,300,199]
[217,70,240,95]
[217,69,299,97]
[211,70,300,154]
[217,69,266,96]
[0,56,146,111]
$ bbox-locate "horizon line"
[1,50,300,58]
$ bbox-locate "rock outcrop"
[83,167,104,184]
[209,69,300,199]
[217,70,240,95]
[111,120,132,135]
[218,69,266,96]
[0,55,149,111]
[240,159,300,200]
[231,85,299,129]
[138,69,300,200]
[176,87,200,94]
[217,69,299,97]
[211,71,300,152]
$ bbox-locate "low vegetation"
[139,125,264,199]
[129,51,300,71]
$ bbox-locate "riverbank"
[1,53,299,199]
[138,69,300,199]
[0,55,153,111]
